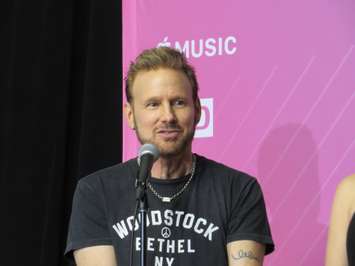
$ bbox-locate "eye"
[173,99,186,107]
[146,101,159,109]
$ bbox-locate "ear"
[124,102,135,129]
[194,99,201,125]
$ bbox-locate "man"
[65,47,274,265]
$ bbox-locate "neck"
[151,151,194,180]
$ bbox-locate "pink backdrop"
[122,1,355,265]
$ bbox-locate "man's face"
[125,68,200,157]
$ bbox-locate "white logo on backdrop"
[157,36,237,58]
[195,98,213,138]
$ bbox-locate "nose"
[161,103,176,123]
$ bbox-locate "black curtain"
[0,0,122,265]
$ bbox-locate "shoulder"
[78,158,138,189]
[197,154,255,178]
[336,174,355,198]
[196,154,258,186]
[334,174,355,213]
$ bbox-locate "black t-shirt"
[65,154,274,265]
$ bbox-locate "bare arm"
[325,175,355,266]
[74,245,117,266]
[227,240,265,266]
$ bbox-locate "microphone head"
[137,143,160,166]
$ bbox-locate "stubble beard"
[134,122,195,158]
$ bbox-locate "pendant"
[162,197,172,203]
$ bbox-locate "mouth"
[156,129,181,139]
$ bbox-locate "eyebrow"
[143,97,161,103]
[143,95,188,102]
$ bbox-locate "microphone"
[137,143,160,187]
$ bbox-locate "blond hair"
[125,47,199,103]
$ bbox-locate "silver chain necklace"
[147,155,196,203]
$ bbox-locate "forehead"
[131,68,193,100]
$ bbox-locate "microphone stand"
[135,173,149,266]
[135,144,159,266]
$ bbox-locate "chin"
[157,146,182,157]
[157,142,190,158]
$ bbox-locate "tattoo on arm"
[232,249,260,262]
